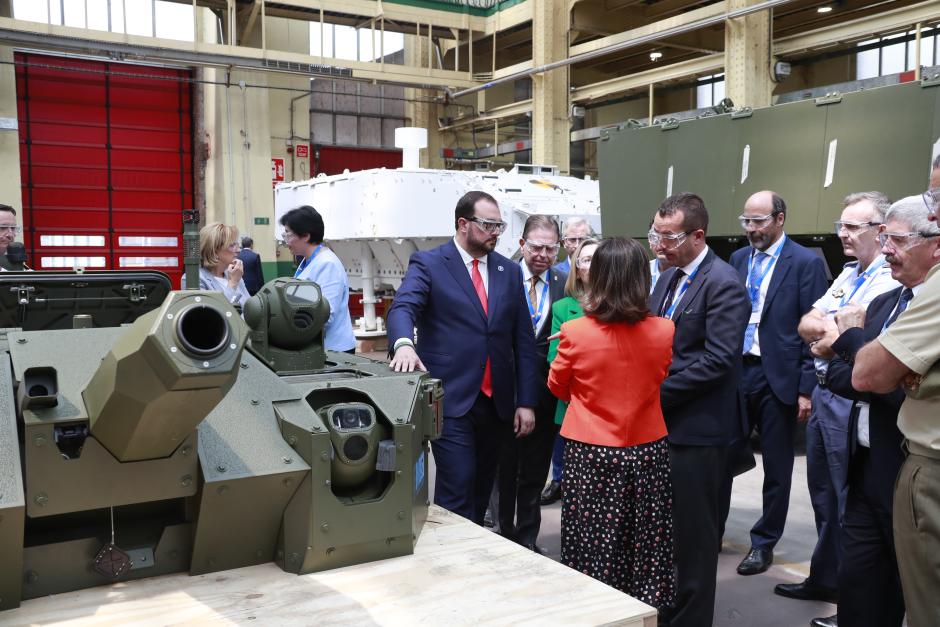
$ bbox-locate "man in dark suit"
[807,197,940,627]
[496,214,567,552]
[387,191,539,525]
[237,236,264,296]
[650,193,751,627]
[728,191,829,576]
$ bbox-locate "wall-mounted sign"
[295,144,309,158]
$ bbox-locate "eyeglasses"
[0,225,22,234]
[563,236,588,247]
[738,213,779,230]
[647,228,690,250]
[467,217,508,235]
[226,242,239,251]
[877,230,940,251]
[923,188,939,218]
[282,230,298,242]
[575,255,593,268]
[524,240,560,256]
[834,220,879,236]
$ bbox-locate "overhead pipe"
[450,0,801,99]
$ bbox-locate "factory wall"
[0,46,22,222]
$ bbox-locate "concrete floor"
[362,349,832,626]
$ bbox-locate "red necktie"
[472,259,492,397]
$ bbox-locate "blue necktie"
[742,252,769,353]
[884,288,914,329]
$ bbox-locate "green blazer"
[547,295,585,425]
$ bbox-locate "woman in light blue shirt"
[279,205,356,353]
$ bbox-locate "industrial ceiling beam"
[450,0,800,99]
[0,16,476,89]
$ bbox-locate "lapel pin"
[498,265,504,272]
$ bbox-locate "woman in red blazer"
[548,236,676,610]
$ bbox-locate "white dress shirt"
[662,245,709,319]
[521,263,550,336]
[453,237,488,294]
[745,233,787,357]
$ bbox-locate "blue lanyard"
[746,236,785,311]
[294,244,322,278]
[664,266,701,319]
[525,277,550,331]
[651,260,661,292]
[834,259,884,310]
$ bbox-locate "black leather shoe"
[774,579,838,603]
[810,614,837,627]
[522,542,545,555]
[736,547,773,575]
[540,480,561,505]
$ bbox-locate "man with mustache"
[807,195,938,627]
[851,188,940,627]
[727,191,828,577]
[387,191,538,525]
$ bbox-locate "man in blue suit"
[387,191,539,525]
[237,236,265,296]
[728,190,828,576]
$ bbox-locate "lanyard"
[650,260,661,293]
[294,244,322,278]
[881,290,912,333]
[833,259,884,310]
[525,277,551,331]
[664,265,701,319]
[746,236,785,311]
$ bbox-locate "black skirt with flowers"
[560,437,676,610]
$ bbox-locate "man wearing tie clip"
[497,215,567,552]
[779,193,899,606]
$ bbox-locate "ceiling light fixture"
[817,6,833,13]
[649,51,663,61]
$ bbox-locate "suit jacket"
[237,248,264,296]
[531,267,568,379]
[386,240,539,420]
[548,315,674,448]
[730,237,828,405]
[651,249,751,446]
[827,288,907,506]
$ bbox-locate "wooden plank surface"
[4,506,656,626]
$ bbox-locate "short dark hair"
[582,237,650,324]
[241,236,254,249]
[522,214,560,239]
[657,192,709,234]
[280,205,324,244]
[933,154,940,170]
[771,192,787,219]
[0,204,15,216]
[454,191,498,230]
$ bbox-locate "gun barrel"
[84,291,247,462]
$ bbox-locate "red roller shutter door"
[16,53,191,286]
[313,145,402,176]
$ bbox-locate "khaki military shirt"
[880,263,940,451]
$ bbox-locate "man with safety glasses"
[552,217,595,274]
[0,204,25,271]
[387,191,539,527]
[851,190,940,627]
[496,215,567,553]
[649,193,751,627]
[727,191,828,578]
[778,193,899,607]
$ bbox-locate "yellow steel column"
[724,0,773,109]
[532,0,569,172]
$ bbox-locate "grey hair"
[884,195,940,235]
[563,216,596,237]
[843,191,891,223]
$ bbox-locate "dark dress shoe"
[736,547,773,575]
[540,480,561,505]
[774,579,838,604]
[810,614,837,627]
[522,542,545,555]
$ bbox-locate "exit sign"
[254,217,269,225]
